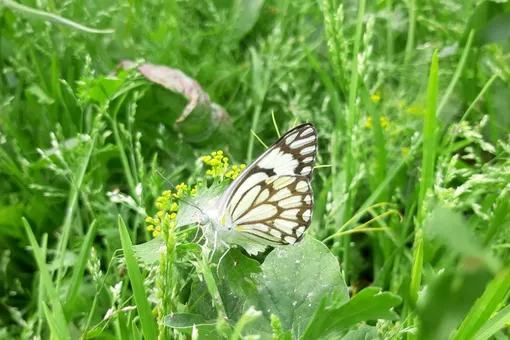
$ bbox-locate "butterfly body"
[204,123,318,255]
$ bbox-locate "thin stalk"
[341,0,367,283]
[403,0,416,66]
[55,133,96,290]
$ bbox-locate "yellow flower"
[170,202,179,212]
[380,116,389,129]
[152,230,160,237]
[371,91,381,103]
[147,225,154,231]
[170,213,177,220]
[145,217,153,223]
[176,183,188,191]
[365,116,373,129]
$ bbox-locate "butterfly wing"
[215,123,317,250]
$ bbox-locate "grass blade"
[64,220,98,315]
[473,304,510,340]
[2,0,115,34]
[437,30,474,116]
[409,233,424,307]
[55,135,96,290]
[342,0,367,283]
[43,302,64,339]
[118,215,158,339]
[452,267,510,340]
[36,234,48,337]
[22,218,70,339]
[417,49,439,223]
[403,0,416,66]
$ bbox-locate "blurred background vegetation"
[1,0,510,338]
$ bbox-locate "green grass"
[1,0,510,339]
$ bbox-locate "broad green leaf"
[343,325,378,340]
[132,236,165,265]
[417,267,492,340]
[163,313,218,339]
[78,76,124,104]
[219,248,261,296]
[188,278,245,323]
[302,287,401,339]
[245,236,349,338]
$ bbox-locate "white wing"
[215,123,318,250]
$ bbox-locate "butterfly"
[200,123,318,255]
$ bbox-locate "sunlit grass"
[1,0,510,339]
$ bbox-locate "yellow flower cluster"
[365,116,390,130]
[226,164,246,179]
[146,182,197,237]
[202,150,229,177]
[202,150,246,180]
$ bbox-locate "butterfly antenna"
[155,170,204,214]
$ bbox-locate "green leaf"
[302,287,401,339]
[163,313,218,339]
[343,325,378,340]
[245,237,349,338]
[219,248,261,296]
[26,84,55,105]
[164,312,212,327]
[118,215,158,340]
[132,236,165,265]
[78,76,124,104]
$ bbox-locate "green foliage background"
[1,0,510,339]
